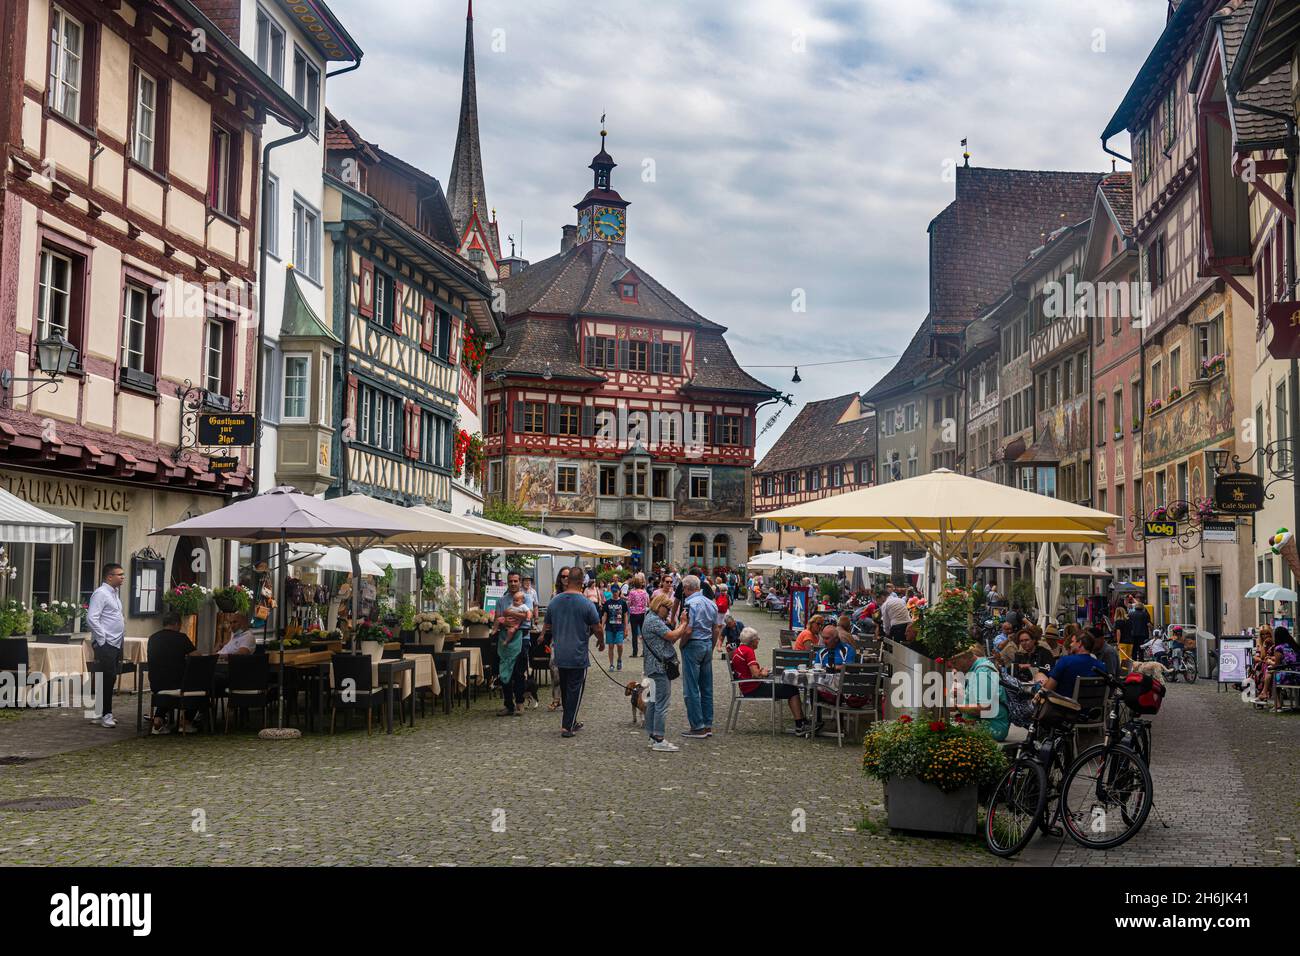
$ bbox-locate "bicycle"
[1057,673,1155,850]
[1166,644,1197,683]
[983,689,1082,857]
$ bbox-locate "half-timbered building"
[484,133,780,571]
[751,393,875,557]
[0,0,308,635]
[323,114,498,511]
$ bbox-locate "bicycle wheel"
[984,760,1047,857]
[1059,744,1153,850]
[1039,738,1072,832]
[1184,665,1197,684]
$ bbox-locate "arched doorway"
[621,531,644,571]
[171,536,209,588]
[712,533,730,569]
[688,533,706,568]
[652,533,667,567]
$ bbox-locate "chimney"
[499,256,529,278]
[561,224,578,253]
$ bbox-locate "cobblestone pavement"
[0,605,1294,866]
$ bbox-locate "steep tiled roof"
[1098,171,1135,236]
[483,318,604,383]
[324,112,378,162]
[755,393,873,475]
[862,319,941,403]
[448,7,496,255]
[683,333,780,398]
[928,166,1104,335]
[1216,0,1294,150]
[500,242,724,330]
[1103,0,1213,139]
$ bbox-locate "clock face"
[577,209,592,243]
[594,206,626,241]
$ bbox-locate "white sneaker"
[99,714,117,728]
[150,723,170,736]
[651,740,680,752]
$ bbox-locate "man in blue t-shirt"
[547,566,604,738]
[1041,632,1108,698]
[672,574,721,738]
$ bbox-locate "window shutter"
[743,415,755,447]
[512,401,524,433]
[411,406,422,460]
[617,339,629,370]
[421,301,434,352]
[450,317,462,365]
[547,403,560,435]
[359,259,374,318]
[392,282,404,335]
[581,404,595,437]
[346,373,359,430]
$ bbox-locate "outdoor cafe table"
[448,645,484,691]
[777,667,841,740]
[25,641,89,707]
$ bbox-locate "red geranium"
[928,720,946,732]
[898,714,912,724]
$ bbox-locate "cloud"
[324,0,1164,458]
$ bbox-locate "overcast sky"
[325,0,1167,459]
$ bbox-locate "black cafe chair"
[225,654,272,732]
[0,639,28,707]
[330,653,381,735]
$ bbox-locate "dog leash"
[587,647,634,689]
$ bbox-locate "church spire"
[447,1,496,255]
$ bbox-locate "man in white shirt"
[881,585,911,642]
[86,563,126,727]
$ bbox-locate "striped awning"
[0,487,74,544]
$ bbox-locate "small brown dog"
[624,680,648,725]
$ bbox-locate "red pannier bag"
[1122,672,1166,715]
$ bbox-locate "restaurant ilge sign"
[1213,472,1264,514]
[197,413,256,447]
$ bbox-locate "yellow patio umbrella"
[766,469,1117,578]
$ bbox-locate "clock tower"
[575,125,629,258]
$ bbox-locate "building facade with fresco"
[751,393,876,557]
[0,0,307,636]
[1102,0,1254,635]
[483,133,780,571]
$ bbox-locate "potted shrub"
[212,584,253,615]
[0,600,31,638]
[397,598,417,643]
[413,611,451,650]
[914,587,973,662]
[863,714,1008,835]
[163,584,211,643]
[32,603,65,637]
[463,605,491,639]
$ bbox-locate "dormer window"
[621,283,636,300]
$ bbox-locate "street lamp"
[1,332,79,405]
[1207,447,1230,476]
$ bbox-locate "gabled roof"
[682,334,781,399]
[1103,0,1213,140]
[1098,171,1135,237]
[928,166,1104,335]
[1229,0,1300,94]
[500,242,725,330]
[1204,0,1294,152]
[268,0,362,63]
[483,318,604,383]
[862,319,942,404]
[755,394,873,475]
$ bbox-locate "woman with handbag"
[641,592,682,752]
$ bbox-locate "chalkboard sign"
[197,413,256,447]
[1217,637,1254,684]
[1214,472,1264,514]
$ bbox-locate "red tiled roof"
[928,166,1105,335]
[1098,171,1135,236]
[755,393,873,475]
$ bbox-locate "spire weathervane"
[961,138,970,167]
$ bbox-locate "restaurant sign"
[1201,521,1238,544]
[1213,472,1264,514]
[1144,520,1177,538]
[1267,301,1300,359]
[197,413,256,447]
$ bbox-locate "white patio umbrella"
[1260,585,1297,603]
[1246,582,1281,599]
[288,546,388,576]
[748,550,813,571]
[554,533,631,558]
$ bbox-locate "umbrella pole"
[351,549,363,651]
[277,538,287,730]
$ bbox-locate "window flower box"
[1147,399,1163,414]
[1167,387,1183,403]
[1200,353,1226,378]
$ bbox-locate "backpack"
[1122,671,1166,715]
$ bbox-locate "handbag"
[644,641,679,681]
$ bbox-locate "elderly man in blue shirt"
[86,563,126,727]
[671,574,721,739]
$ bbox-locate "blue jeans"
[681,640,713,730]
[645,673,671,740]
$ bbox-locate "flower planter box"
[883,776,978,836]
[464,623,490,640]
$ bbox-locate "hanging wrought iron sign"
[1213,472,1264,514]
